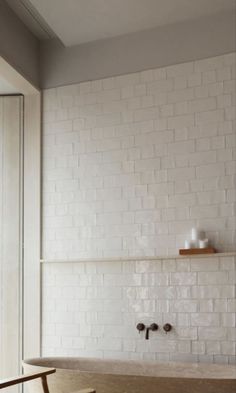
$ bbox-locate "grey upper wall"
[0,0,40,88]
[40,10,236,89]
[1,2,234,90]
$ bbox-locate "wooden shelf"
[40,252,236,263]
[179,247,216,255]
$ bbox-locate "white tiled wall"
[42,53,236,364]
[42,254,236,364]
[42,53,236,259]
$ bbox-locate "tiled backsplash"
[41,254,236,364]
[42,52,236,259]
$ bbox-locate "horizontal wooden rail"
[0,368,56,389]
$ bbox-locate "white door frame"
[0,56,41,360]
[0,95,24,384]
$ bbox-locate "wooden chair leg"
[40,376,50,393]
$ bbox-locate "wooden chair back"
[0,369,55,393]
[0,369,95,393]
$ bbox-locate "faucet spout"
[145,323,158,340]
[145,327,150,340]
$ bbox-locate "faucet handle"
[136,323,145,333]
[150,323,158,331]
[163,323,172,333]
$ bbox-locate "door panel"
[0,96,23,391]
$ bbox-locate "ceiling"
[0,75,19,94]
[6,0,56,40]
[7,0,236,47]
